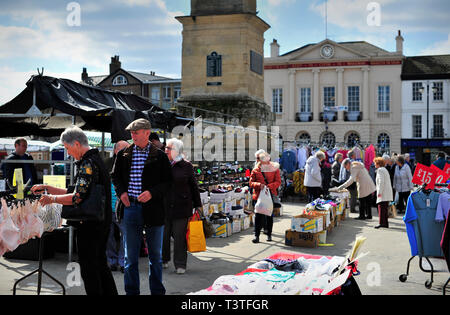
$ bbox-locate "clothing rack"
[399,184,448,290]
[0,192,66,295]
[12,231,66,295]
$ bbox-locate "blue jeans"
[123,202,165,295]
[106,216,124,268]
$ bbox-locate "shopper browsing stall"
[374,157,393,229]
[304,151,326,202]
[162,138,202,275]
[393,155,413,214]
[249,151,281,243]
[31,126,118,296]
[330,159,376,220]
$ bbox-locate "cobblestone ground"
[0,202,448,295]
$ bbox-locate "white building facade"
[400,55,450,165]
[264,33,405,155]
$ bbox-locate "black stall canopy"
[0,75,185,142]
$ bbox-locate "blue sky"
[0,0,449,104]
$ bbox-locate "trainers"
[163,262,169,269]
[176,268,186,274]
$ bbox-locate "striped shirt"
[128,143,150,198]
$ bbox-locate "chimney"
[110,55,121,74]
[395,30,404,55]
[270,39,280,58]
[81,67,89,82]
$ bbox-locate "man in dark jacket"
[331,153,343,187]
[111,119,172,295]
[1,137,38,187]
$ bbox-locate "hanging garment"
[297,147,308,169]
[280,150,297,174]
[441,213,450,271]
[435,192,450,222]
[403,191,445,257]
[0,201,20,253]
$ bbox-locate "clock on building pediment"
[320,44,335,59]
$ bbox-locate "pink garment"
[0,205,20,253]
[364,144,376,171]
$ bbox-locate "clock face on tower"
[320,44,335,59]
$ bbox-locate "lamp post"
[419,81,438,162]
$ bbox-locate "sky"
[0,0,449,105]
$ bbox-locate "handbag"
[261,172,282,208]
[62,184,106,222]
[186,210,206,253]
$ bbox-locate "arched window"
[113,75,128,86]
[297,132,311,144]
[377,133,390,153]
[321,132,336,147]
[346,132,360,147]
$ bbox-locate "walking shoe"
[354,216,366,220]
[252,237,260,244]
[176,268,186,274]
[163,262,169,269]
[267,235,273,242]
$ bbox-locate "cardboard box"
[212,224,227,238]
[232,219,241,233]
[285,229,319,248]
[291,214,323,233]
[291,215,317,233]
[242,215,250,230]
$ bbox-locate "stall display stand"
[398,256,435,289]
[12,231,66,295]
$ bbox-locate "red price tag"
[444,163,450,176]
[412,163,437,189]
[431,165,450,186]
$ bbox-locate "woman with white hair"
[163,138,202,274]
[304,151,326,202]
[31,126,118,295]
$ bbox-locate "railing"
[319,111,337,122]
[295,112,313,122]
[344,111,362,121]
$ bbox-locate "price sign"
[412,163,437,189]
[431,165,450,186]
[444,163,450,176]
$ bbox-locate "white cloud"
[0,67,84,105]
[419,34,450,56]
[309,0,450,34]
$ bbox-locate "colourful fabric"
[364,144,375,171]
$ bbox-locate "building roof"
[401,55,450,80]
[127,71,180,83]
[85,69,180,87]
[281,40,395,58]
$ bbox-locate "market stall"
[188,236,366,295]
[0,74,185,142]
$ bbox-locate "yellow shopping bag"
[186,211,206,253]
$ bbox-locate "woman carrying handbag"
[249,151,281,243]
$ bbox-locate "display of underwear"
[0,198,62,256]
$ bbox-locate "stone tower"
[175,0,274,128]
